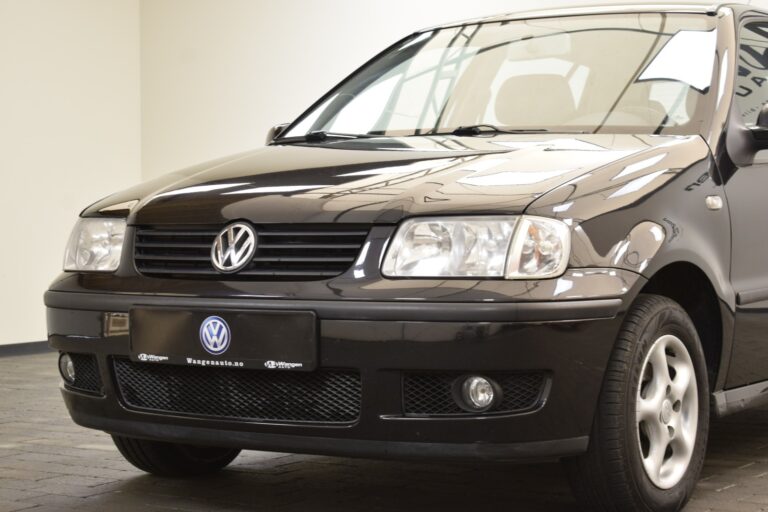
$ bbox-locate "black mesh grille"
[66,353,102,394]
[403,372,547,416]
[113,358,362,424]
[134,225,369,280]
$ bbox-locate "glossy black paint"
[45,3,768,459]
[85,135,701,225]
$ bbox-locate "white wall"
[0,0,141,344]
[140,0,619,179]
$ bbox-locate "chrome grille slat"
[134,224,369,280]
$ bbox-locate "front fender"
[526,136,732,310]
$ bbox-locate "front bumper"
[45,270,642,462]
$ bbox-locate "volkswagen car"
[46,3,768,511]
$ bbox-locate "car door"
[725,18,768,388]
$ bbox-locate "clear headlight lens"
[63,218,127,272]
[381,216,570,279]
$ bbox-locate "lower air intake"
[66,353,102,395]
[403,372,548,416]
[113,358,362,424]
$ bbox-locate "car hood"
[86,134,708,225]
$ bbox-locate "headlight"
[63,218,127,272]
[381,216,570,279]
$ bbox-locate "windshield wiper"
[450,125,550,136]
[277,131,377,144]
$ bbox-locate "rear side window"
[736,21,768,125]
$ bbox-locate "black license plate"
[129,308,317,371]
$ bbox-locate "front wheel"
[113,435,241,477]
[565,294,710,512]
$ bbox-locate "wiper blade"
[450,125,550,136]
[277,131,377,144]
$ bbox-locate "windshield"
[282,13,718,139]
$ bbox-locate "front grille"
[113,358,362,424]
[134,225,369,280]
[66,353,102,394]
[403,372,548,417]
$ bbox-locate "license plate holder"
[129,308,317,371]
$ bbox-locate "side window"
[736,21,768,126]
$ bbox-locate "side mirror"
[753,104,768,143]
[726,102,768,167]
[266,123,290,145]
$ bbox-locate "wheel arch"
[637,261,732,392]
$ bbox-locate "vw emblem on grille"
[211,222,257,273]
[200,316,231,355]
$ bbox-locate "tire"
[112,435,241,477]
[565,294,710,512]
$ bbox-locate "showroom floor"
[2,352,768,512]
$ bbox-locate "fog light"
[459,375,498,412]
[59,354,76,384]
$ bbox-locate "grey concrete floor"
[1,351,768,511]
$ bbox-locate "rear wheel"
[112,435,241,477]
[565,294,710,512]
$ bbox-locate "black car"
[46,3,768,510]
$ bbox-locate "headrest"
[495,74,576,127]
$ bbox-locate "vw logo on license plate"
[199,316,231,355]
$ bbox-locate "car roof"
[423,3,768,32]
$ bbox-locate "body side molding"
[712,380,768,417]
[736,288,768,306]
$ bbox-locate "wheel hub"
[660,399,673,425]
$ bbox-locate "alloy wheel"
[635,334,699,490]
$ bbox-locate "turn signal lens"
[505,216,571,279]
